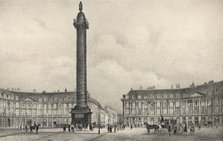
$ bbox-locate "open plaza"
[0,126,222,141]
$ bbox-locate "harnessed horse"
[30,124,41,133]
[144,122,170,134]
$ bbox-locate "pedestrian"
[190,124,195,135]
[173,126,177,134]
[63,126,66,132]
[68,124,71,132]
[36,124,40,134]
[168,124,171,136]
[184,124,188,135]
[25,125,28,132]
[107,124,110,132]
[114,125,117,133]
[34,122,36,128]
[160,115,164,124]
[71,125,75,132]
[130,124,133,130]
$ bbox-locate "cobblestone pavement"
[92,127,223,141]
[0,127,222,141]
[0,128,23,137]
[0,128,108,141]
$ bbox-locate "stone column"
[71,1,92,126]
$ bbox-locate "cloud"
[0,0,223,110]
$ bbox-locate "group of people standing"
[107,124,117,133]
[160,115,196,135]
[63,124,75,132]
[19,122,41,134]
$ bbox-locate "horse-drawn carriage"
[144,119,181,135]
[145,119,195,135]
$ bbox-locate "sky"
[0,0,223,111]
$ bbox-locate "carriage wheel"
[162,129,165,134]
[177,125,184,134]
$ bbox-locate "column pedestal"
[71,106,92,126]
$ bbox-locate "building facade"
[121,81,223,127]
[0,90,117,128]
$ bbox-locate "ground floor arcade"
[124,115,223,127]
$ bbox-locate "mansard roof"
[127,80,223,97]
[6,90,106,107]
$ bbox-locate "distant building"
[0,90,117,128]
[121,81,223,127]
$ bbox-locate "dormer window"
[195,101,198,106]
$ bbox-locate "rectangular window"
[38,104,42,109]
[163,102,167,108]
[16,109,19,116]
[194,101,198,106]
[33,103,37,109]
[132,102,135,108]
[182,107,186,115]
[157,108,161,115]
[138,109,142,115]
[170,102,174,108]
[201,106,206,114]
[133,109,136,115]
[28,103,32,108]
[48,109,52,115]
[16,102,19,108]
[22,110,25,116]
[156,102,160,108]
[201,100,206,106]
[187,100,193,106]
[144,103,148,108]
[163,109,167,115]
[175,107,181,115]
[181,101,186,107]
[32,110,36,116]
[169,109,174,115]
[138,102,141,108]
[150,108,155,115]
[176,101,180,107]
